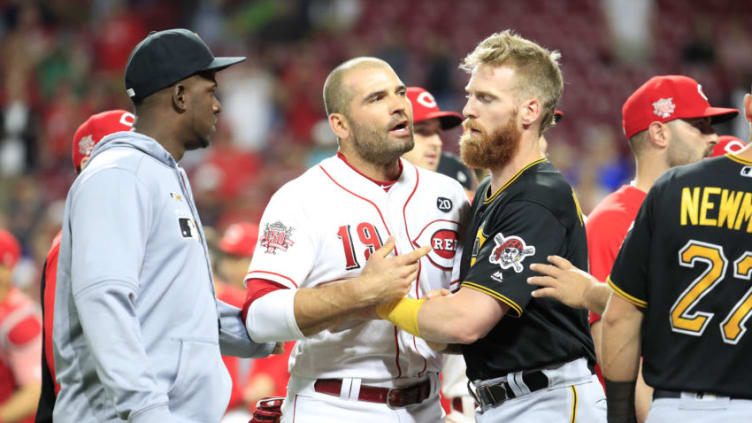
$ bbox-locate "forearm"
[378,295,472,344]
[0,383,41,422]
[635,360,653,423]
[601,300,642,381]
[583,282,611,316]
[416,296,476,344]
[602,334,640,382]
[602,300,641,423]
[381,288,504,345]
[294,277,376,336]
[590,320,603,361]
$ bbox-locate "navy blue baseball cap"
[125,28,245,101]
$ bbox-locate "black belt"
[469,370,550,408]
[653,389,745,400]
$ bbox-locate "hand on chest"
[326,210,460,274]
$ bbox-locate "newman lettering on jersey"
[680,186,752,232]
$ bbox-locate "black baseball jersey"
[610,154,752,398]
[460,158,595,381]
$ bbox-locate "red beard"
[460,114,521,169]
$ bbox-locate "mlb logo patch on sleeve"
[178,217,199,240]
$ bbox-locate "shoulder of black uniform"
[653,156,727,190]
[511,160,574,204]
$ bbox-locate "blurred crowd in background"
[1,0,751,310]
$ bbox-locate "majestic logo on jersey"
[489,232,535,273]
[78,135,96,156]
[652,98,676,119]
[491,271,504,283]
[261,221,295,254]
[437,197,453,212]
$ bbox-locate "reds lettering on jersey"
[246,155,469,381]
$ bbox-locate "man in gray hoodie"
[52,29,276,423]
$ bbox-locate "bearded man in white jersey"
[241,57,469,422]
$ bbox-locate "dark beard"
[351,119,414,166]
[460,116,521,169]
[190,136,210,150]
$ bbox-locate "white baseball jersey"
[247,154,469,381]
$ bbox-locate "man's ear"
[328,113,350,140]
[172,83,187,113]
[647,121,669,149]
[520,98,541,128]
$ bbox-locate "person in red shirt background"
[0,229,41,423]
[214,223,291,422]
[35,110,135,423]
[526,75,738,423]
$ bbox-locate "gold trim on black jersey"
[607,276,648,308]
[571,188,584,227]
[461,281,523,317]
[727,153,752,166]
[484,158,547,204]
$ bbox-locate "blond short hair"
[461,30,563,133]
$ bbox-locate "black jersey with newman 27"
[609,154,752,398]
[460,158,595,381]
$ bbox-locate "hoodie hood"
[89,130,177,169]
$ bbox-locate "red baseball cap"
[72,110,135,171]
[711,135,747,158]
[622,75,738,140]
[0,229,21,269]
[219,223,259,257]
[553,110,563,124]
[407,87,462,130]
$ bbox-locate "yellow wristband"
[375,298,425,337]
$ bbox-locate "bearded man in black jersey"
[375,30,605,422]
